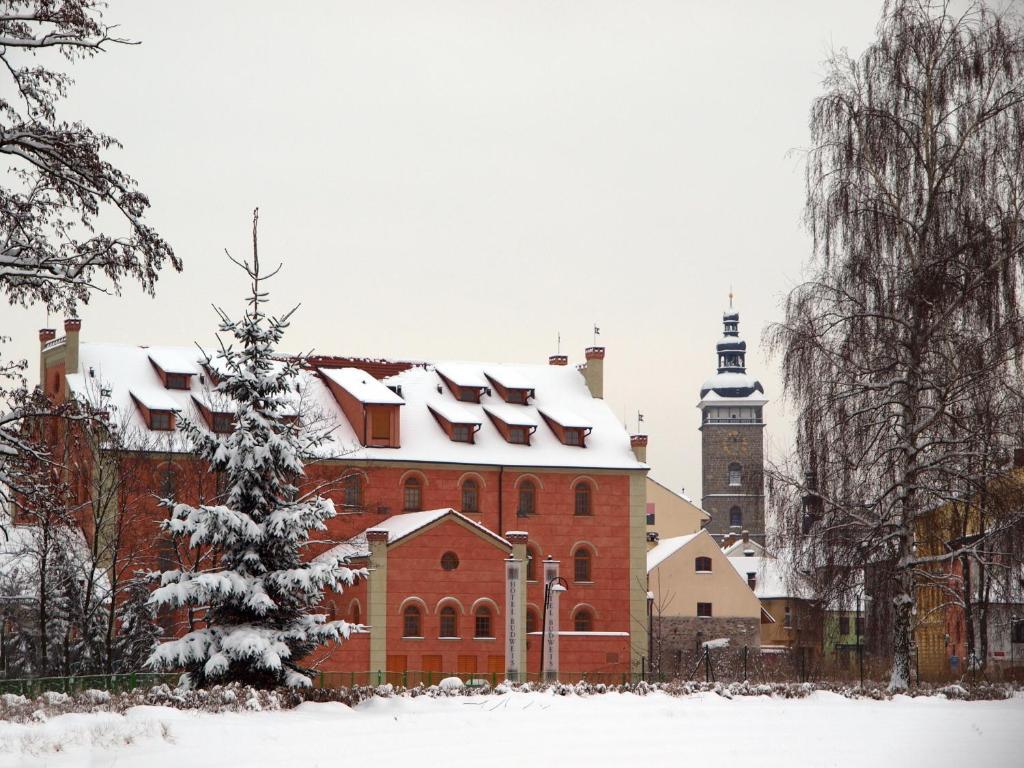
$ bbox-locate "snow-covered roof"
[699,371,765,400]
[538,406,591,430]
[484,367,533,391]
[66,343,647,470]
[427,399,481,426]
[482,403,540,428]
[722,538,766,558]
[130,386,181,412]
[728,553,810,600]
[320,367,405,405]
[147,348,201,376]
[315,508,510,562]
[191,392,238,414]
[646,532,701,573]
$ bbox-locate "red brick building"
[35,319,649,681]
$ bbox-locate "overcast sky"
[1,0,887,498]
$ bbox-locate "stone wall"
[700,422,765,541]
[650,616,761,677]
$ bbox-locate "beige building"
[647,529,763,676]
[645,476,709,542]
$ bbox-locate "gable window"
[474,606,493,638]
[403,477,422,511]
[517,481,536,516]
[509,426,528,444]
[461,479,479,513]
[729,506,743,527]
[166,373,189,390]
[697,602,713,618]
[573,548,592,582]
[344,473,363,509]
[439,606,458,638]
[212,412,233,433]
[371,409,391,440]
[728,463,742,487]
[441,551,460,571]
[695,556,712,573]
[452,424,471,442]
[574,482,592,516]
[151,411,173,431]
[403,605,422,638]
[574,609,593,632]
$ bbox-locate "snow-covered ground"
[2,690,1021,767]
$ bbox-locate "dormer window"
[484,369,534,405]
[150,411,173,431]
[538,408,592,447]
[212,412,233,433]
[319,367,404,448]
[435,366,488,404]
[483,404,537,446]
[427,402,481,444]
[166,373,189,390]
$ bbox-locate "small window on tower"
[728,463,742,487]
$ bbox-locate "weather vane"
[593,323,600,345]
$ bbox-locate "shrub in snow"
[146,213,365,689]
[439,677,464,691]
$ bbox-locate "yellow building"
[645,475,709,542]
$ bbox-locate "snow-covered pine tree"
[112,580,162,672]
[147,210,364,688]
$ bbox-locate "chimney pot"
[585,346,605,360]
[64,317,81,333]
[39,328,56,345]
[548,354,568,366]
[742,529,750,543]
[630,434,648,462]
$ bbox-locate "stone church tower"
[698,305,767,543]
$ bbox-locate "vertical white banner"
[543,559,560,683]
[505,557,521,682]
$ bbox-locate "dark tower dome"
[699,309,764,399]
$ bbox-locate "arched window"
[728,463,742,487]
[351,601,361,625]
[574,608,593,632]
[403,476,422,511]
[344,472,363,509]
[695,556,712,573]
[439,605,458,638]
[526,608,539,634]
[461,479,479,513]
[403,605,421,637]
[729,506,743,528]
[526,546,539,582]
[574,482,592,516]
[573,547,592,582]
[474,605,493,638]
[518,480,536,516]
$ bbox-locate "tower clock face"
[723,430,744,456]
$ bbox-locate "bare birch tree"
[768,0,1024,690]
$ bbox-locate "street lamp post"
[540,576,568,682]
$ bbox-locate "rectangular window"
[646,502,655,526]
[697,602,712,618]
[839,616,851,636]
[747,572,756,590]
[509,427,527,444]
[165,373,189,390]
[452,424,471,442]
[212,412,232,433]
[150,411,173,430]
[784,605,793,629]
[457,389,478,403]
[507,390,527,404]
[370,409,390,440]
[565,429,580,446]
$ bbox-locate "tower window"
[728,463,742,486]
[729,506,743,527]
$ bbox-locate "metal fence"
[0,673,179,698]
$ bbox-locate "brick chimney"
[64,317,81,376]
[548,354,568,366]
[38,327,56,389]
[582,346,605,399]
[630,434,648,462]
